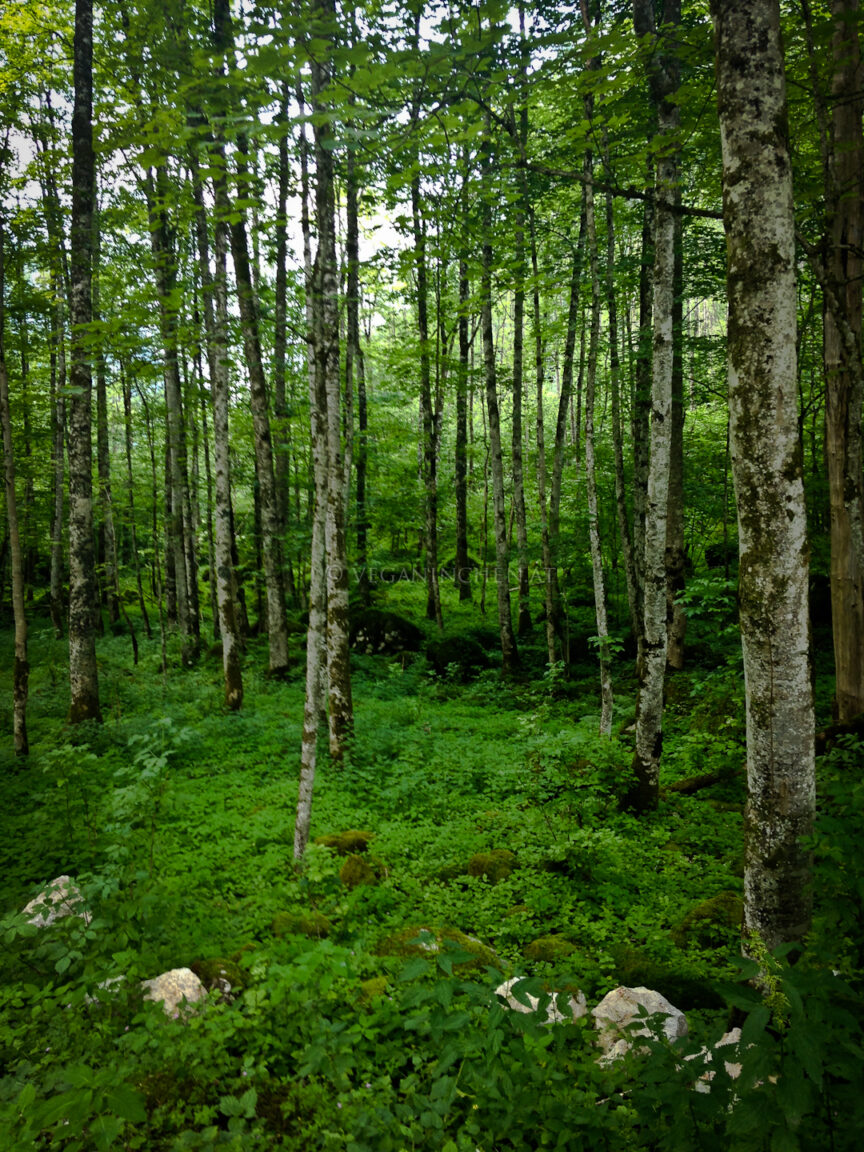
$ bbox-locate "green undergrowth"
[0,605,863,1149]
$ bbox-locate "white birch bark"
[712,0,815,951]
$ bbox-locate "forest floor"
[0,585,862,1150]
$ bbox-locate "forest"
[1,0,864,1147]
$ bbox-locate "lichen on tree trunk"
[712,0,815,952]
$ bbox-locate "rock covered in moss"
[377,926,499,972]
[524,935,578,963]
[467,849,516,883]
[495,977,587,1025]
[314,829,374,855]
[191,957,247,998]
[141,968,207,1017]
[350,609,424,655]
[22,876,91,928]
[426,636,490,680]
[272,910,331,938]
[339,854,378,889]
[672,891,743,947]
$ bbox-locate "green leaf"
[105,1085,148,1123]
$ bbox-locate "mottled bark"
[295,78,329,860]
[712,0,815,952]
[412,177,443,631]
[666,211,687,669]
[0,229,28,755]
[512,211,530,636]
[632,180,654,637]
[93,199,118,626]
[273,82,292,570]
[49,285,65,639]
[67,0,101,724]
[480,123,519,675]
[628,0,679,810]
[311,5,353,757]
[583,158,613,736]
[530,212,557,668]
[190,153,243,709]
[213,0,290,678]
[604,188,640,648]
[454,160,471,602]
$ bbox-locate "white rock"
[496,977,588,1025]
[592,986,688,1059]
[23,876,91,928]
[141,968,206,1016]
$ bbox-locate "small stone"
[141,968,206,1016]
[496,977,587,1025]
[23,876,91,928]
[592,985,688,1060]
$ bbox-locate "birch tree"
[712,0,815,951]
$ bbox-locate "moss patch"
[377,926,499,972]
[315,829,375,855]
[191,957,247,994]
[467,849,517,883]
[524,935,578,963]
[672,890,744,947]
[272,911,332,938]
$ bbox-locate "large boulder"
[22,876,90,928]
[426,635,490,680]
[495,977,587,1026]
[141,967,207,1017]
[592,985,688,1062]
[350,609,424,656]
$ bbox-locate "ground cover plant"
[2,580,863,1151]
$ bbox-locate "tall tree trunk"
[632,178,654,642]
[712,0,815,952]
[454,158,472,602]
[412,176,444,630]
[824,0,864,721]
[530,212,557,668]
[0,223,28,754]
[583,155,614,735]
[93,195,119,626]
[121,367,151,639]
[627,0,679,811]
[480,120,519,675]
[295,75,330,859]
[550,197,587,655]
[666,211,687,669]
[213,0,290,678]
[311,3,353,757]
[512,203,531,637]
[146,169,197,665]
[68,0,101,724]
[49,283,66,639]
[190,151,244,708]
[345,121,368,606]
[273,81,292,584]
[604,188,640,648]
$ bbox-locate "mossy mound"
[272,910,332,939]
[191,957,247,995]
[467,849,517,883]
[672,890,744,947]
[524,935,578,963]
[609,944,725,1011]
[315,829,374,855]
[426,636,491,681]
[350,609,424,655]
[359,976,389,1004]
[339,854,381,889]
[377,926,499,972]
